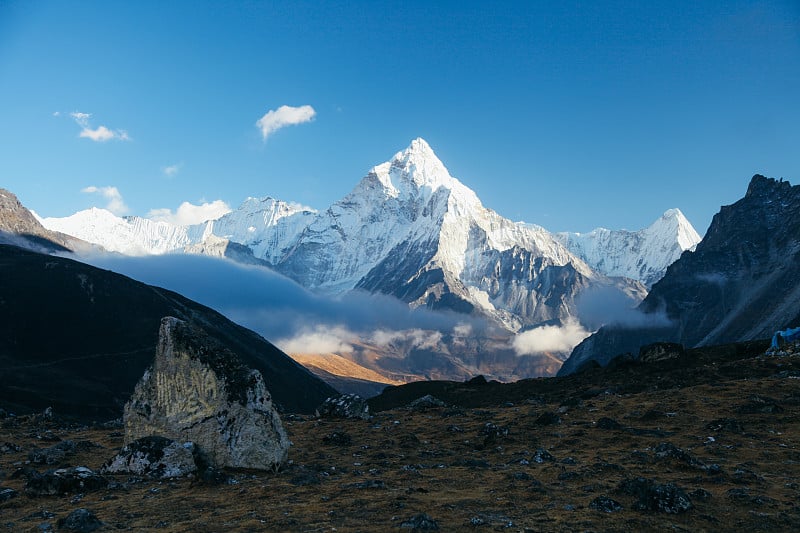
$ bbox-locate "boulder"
[57,508,104,532]
[317,393,370,420]
[24,466,108,497]
[638,342,685,363]
[102,436,197,478]
[124,317,290,471]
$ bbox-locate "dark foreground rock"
[101,436,197,478]
[124,317,290,471]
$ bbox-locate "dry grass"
[2,356,800,531]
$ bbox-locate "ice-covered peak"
[555,209,702,287]
[363,138,460,199]
[645,208,701,251]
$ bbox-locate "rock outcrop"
[124,317,290,470]
[560,175,800,374]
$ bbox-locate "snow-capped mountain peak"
[365,138,467,202]
[555,208,702,287]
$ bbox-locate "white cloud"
[256,104,316,141]
[147,200,231,226]
[162,164,182,178]
[370,328,444,351]
[70,111,130,142]
[82,186,129,215]
[276,325,354,355]
[511,318,592,355]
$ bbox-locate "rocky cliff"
[560,175,800,374]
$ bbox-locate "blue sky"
[1,1,798,234]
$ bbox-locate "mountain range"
[42,139,699,338]
[560,175,800,374]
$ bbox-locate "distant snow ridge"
[42,198,315,260]
[555,209,701,287]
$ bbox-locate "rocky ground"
[1,341,800,532]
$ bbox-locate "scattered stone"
[124,317,290,471]
[407,395,446,411]
[322,431,351,446]
[318,393,370,420]
[467,513,513,528]
[589,496,623,513]
[101,436,197,478]
[479,422,508,438]
[0,487,18,502]
[399,513,439,530]
[638,342,685,363]
[56,508,103,532]
[532,448,555,464]
[653,442,704,469]
[25,467,108,497]
[618,477,693,514]
[28,440,75,465]
[0,442,20,454]
[534,412,561,426]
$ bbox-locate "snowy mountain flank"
[42,138,698,337]
[556,209,701,288]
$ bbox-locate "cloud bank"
[70,112,130,142]
[82,186,129,215]
[512,318,591,355]
[78,253,478,357]
[147,200,231,225]
[256,105,316,141]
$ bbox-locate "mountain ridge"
[560,174,800,375]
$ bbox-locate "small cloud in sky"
[147,200,231,225]
[162,163,182,178]
[82,186,129,215]
[70,111,130,142]
[256,104,316,141]
[52,111,61,117]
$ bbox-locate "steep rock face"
[0,244,337,418]
[561,175,800,375]
[0,189,89,253]
[125,317,290,470]
[556,208,701,287]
